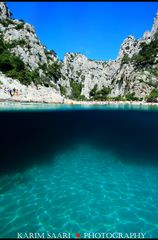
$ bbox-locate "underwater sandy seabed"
[0,103,158,238]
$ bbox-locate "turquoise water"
[0,103,158,238]
[0,101,158,112]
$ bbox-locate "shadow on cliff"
[0,109,158,176]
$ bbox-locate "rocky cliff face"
[0,3,57,72]
[0,2,158,102]
[0,2,63,102]
[0,2,11,20]
[59,53,120,98]
[59,11,158,101]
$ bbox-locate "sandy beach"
[63,99,158,106]
[0,97,158,106]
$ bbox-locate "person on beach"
[13,88,16,95]
[15,89,19,96]
[9,89,14,97]
[4,87,6,93]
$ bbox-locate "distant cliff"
[0,2,158,102]
[59,12,158,102]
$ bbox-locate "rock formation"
[0,2,63,102]
[0,2,158,102]
[59,11,158,101]
[0,2,11,20]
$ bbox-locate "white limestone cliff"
[0,2,62,102]
[0,2,11,21]
[59,11,158,100]
[0,2,158,102]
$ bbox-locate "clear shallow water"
[0,103,158,238]
[0,101,158,112]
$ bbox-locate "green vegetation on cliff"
[125,93,139,101]
[121,54,131,65]
[132,33,158,68]
[59,84,67,96]
[146,89,158,102]
[121,33,158,70]
[70,80,82,100]
[90,84,111,100]
[0,36,42,85]
[47,61,61,83]
[0,36,61,87]
[15,22,25,30]
[1,18,14,27]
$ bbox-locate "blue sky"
[6,2,158,61]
